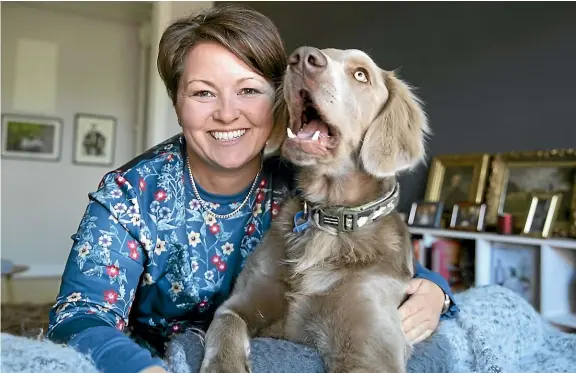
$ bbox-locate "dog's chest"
[290,263,344,296]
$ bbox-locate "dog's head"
[281,47,429,178]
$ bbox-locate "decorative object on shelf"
[1,113,63,161]
[497,213,515,235]
[424,153,491,210]
[407,201,443,228]
[449,202,487,232]
[485,148,576,237]
[522,192,562,238]
[73,113,117,166]
[489,242,539,309]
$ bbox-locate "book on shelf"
[429,238,475,293]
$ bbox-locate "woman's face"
[176,41,275,171]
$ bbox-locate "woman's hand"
[398,278,445,344]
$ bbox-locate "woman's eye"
[192,90,214,98]
[240,88,261,95]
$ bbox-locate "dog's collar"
[294,182,400,234]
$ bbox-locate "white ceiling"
[4,1,153,25]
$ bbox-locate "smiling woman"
[41,4,457,373]
[44,5,296,373]
[176,42,276,176]
[156,6,288,194]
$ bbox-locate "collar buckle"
[316,208,358,232]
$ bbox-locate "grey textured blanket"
[2,285,575,373]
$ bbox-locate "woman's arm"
[47,173,166,373]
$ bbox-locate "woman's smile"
[209,129,249,144]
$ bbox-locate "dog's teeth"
[312,131,320,141]
[287,128,296,138]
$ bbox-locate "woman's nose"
[212,96,240,124]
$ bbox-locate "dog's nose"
[288,46,327,74]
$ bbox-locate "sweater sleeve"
[69,326,166,373]
[47,173,163,372]
[413,261,459,319]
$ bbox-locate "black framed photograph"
[73,113,117,166]
[449,202,487,232]
[1,113,63,161]
[407,201,444,228]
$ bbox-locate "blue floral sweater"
[47,134,458,373]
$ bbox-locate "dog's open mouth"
[285,90,338,156]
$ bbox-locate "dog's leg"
[200,309,252,373]
[200,230,289,373]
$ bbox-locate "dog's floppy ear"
[263,85,288,158]
[359,71,429,177]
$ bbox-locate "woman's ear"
[359,71,430,178]
[263,87,288,158]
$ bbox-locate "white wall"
[1,4,142,275]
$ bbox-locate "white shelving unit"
[409,227,576,331]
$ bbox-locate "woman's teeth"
[210,129,246,141]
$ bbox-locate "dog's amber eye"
[353,68,369,83]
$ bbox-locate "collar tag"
[293,210,311,233]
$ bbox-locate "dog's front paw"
[199,354,251,373]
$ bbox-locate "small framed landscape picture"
[73,113,117,166]
[1,113,63,161]
[522,193,562,238]
[407,201,444,228]
[449,202,487,232]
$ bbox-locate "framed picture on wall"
[73,113,117,166]
[1,113,63,161]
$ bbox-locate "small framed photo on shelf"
[490,243,539,309]
[522,193,562,238]
[73,113,117,166]
[407,201,444,228]
[449,202,487,232]
[1,113,63,161]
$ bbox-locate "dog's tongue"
[298,119,330,138]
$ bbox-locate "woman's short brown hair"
[157,3,287,106]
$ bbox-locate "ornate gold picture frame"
[485,148,576,237]
[424,153,491,208]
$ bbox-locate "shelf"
[408,227,576,250]
[410,227,576,331]
[547,313,576,330]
